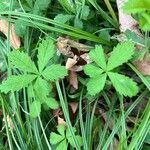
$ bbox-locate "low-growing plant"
[50,124,83,150]
[0,37,68,118]
[84,41,139,97]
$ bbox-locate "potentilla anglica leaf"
[84,63,103,78]
[107,41,134,71]
[37,37,55,72]
[30,101,41,118]
[42,64,68,81]
[123,0,150,14]
[89,45,106,70]
[108,72,139,97]
[87,73,107,96]
[0,75,37,94]
[9,51,38,74]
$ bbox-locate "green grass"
[0,0,149,150]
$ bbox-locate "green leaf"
[86,73,107,96]
[37,38,55,72]
[34,77,52,104]
[123,0,150,14]
[0,75,37,94]
[44,97,59,109]
[30,101,41,118]
[9,51,38,74]
[50,132,64,145]
[139,12,150,31]
[42,64,68,81]
[14,19,27,37]
[0,0,19,11]
[81,5,90,20]
[57,125,65,137]
[107,41,134,71]
[84,64,103,77]
[89,45,106,70]
[124,29,144,45]
[34,77,52,97]
[66,127,83,148]
[56,139,67,150]
[108,72,139,97]
[54,14,73,24]
[33,0,51,15]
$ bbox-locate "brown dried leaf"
[66,55,78,69]
[69,102,78,114]
[57,116,67,126]
[80,53,92,64]
[69,71,78,89]
[0,19,21,49]
[57,37,73,57]
[117,0,150,75]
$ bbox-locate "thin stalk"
[0,94,13,150]
[104,0,118,24]
[79,87,88,150]
[56,81,80,150]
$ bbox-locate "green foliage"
[30,101,41,118]
[0,38,67,117]
[108,72,139,97]
[50,125,83,150]
[9,51,38,74]
[123,0,150,31]
[54,14,73,24]
[123,0,150,14]
[37,37,55,72]
[0,75,36,94]
[107,41,134,71]
[84,41,139,97]
[42,64,68,81]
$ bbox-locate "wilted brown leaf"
[69,71,78,90]
[0,19,21,49]
[57,116,67,126]
[69,102,78,114]
[117,0,150,75]
[66,55,78,69]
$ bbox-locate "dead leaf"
[69,102,78,114]
[117,0,150,75]
[70,65,83,72]
[69,71,78,89]
[80,53,92,64]
[0,19,21,49]
[57,37,73,57]
[66,55,78,69]
[57,116,67,126]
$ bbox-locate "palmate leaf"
[66,127,83,148]
[34,77,52,102]
[108,72,139,97]
[30,101,41,118]
[56,139,68,150]
[87,73,107,96]
[42,64,68,81]
[139,12,150,31]
[44,97,59,109]
[50,125,65,145]
[37,37,55,72]
[84,63,103,78]
[9,51,38,74]
[107,41,134,71]
[0,75,37,94]
[123,0,150,14]
[89,45,106,70]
